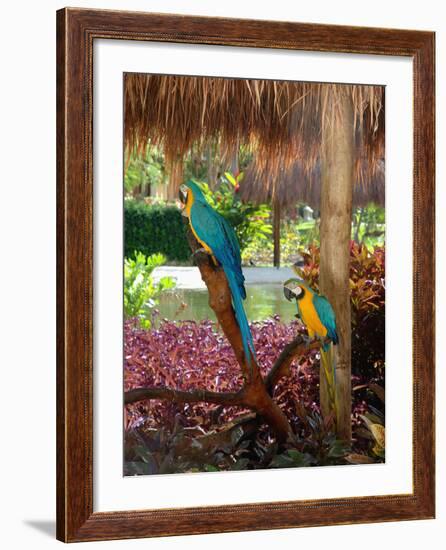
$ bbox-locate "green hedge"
[124,200,190,263]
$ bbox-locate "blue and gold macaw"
[179,180,256,367]
[283,278,339,412]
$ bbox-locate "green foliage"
[124,199,190,262]
[268,449,315,468]
[124,146,166,194]
[124,408,351,476]
[181,143,254,183]
[182,147,214,183]
[242,219,319,266]
[356,384,385,462]
[291,410,350,465]
[124,418,255,475]
[352,205,385,247]
[359,412,385,460]
[124,252,175,329]
[294,219,320,247]
[241,204,384,266]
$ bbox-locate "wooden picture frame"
[56,7,435,542]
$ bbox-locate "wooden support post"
[319,88,354,444]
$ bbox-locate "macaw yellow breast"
[184,188,195,217]
[299,291,328,339]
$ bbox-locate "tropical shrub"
[241,219,318,266]
[124,408,349,475]
[124,314,383,471]
[123,318,330,473]
[124,146,166,194]
[124,252,176,329]
[124,200,190,262]
[240,204,384,266]
[352,205,385,247]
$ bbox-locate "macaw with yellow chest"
[283,278,339,412]
[179,180,256,368]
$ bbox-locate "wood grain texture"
[56,7,435,542]
[319,88,354,440]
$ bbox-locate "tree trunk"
[273,197,281,268]
[354,207,364,243]
[206,144,220,189]
[166,160,183,200]
[319,88,354,444]
[229,140,239,175]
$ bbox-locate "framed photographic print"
[56,7,435,542]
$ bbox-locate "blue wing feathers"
[191,203,246,296]
[313,294,339,345]
[225,268,256,364]
[312,291,337,395]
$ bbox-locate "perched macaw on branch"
[179,180,256,367]
[283,278,339,413]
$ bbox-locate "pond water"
[156,283,298,324]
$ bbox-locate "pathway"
[152,266,295,289]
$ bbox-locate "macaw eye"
[293,286,303,296]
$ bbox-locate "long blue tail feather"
[224,268,256,367]
[320,343,337,414]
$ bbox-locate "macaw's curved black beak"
[283,285,294,302]
[178,185,188,205]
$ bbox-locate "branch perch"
[265,336,326,394]
[125,387,243,406]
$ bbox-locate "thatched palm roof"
[124,74,384,207]
[241,159,384,208]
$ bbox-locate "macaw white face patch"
[285,282,303,297]
[293,286,303,297]
[179,185,190,216]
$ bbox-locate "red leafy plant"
[124,318,316,432]
[124,244,385,472]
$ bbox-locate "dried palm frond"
[124,73,384,205]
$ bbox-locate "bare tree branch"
[125,386,244,406]
[265,337,325,395]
